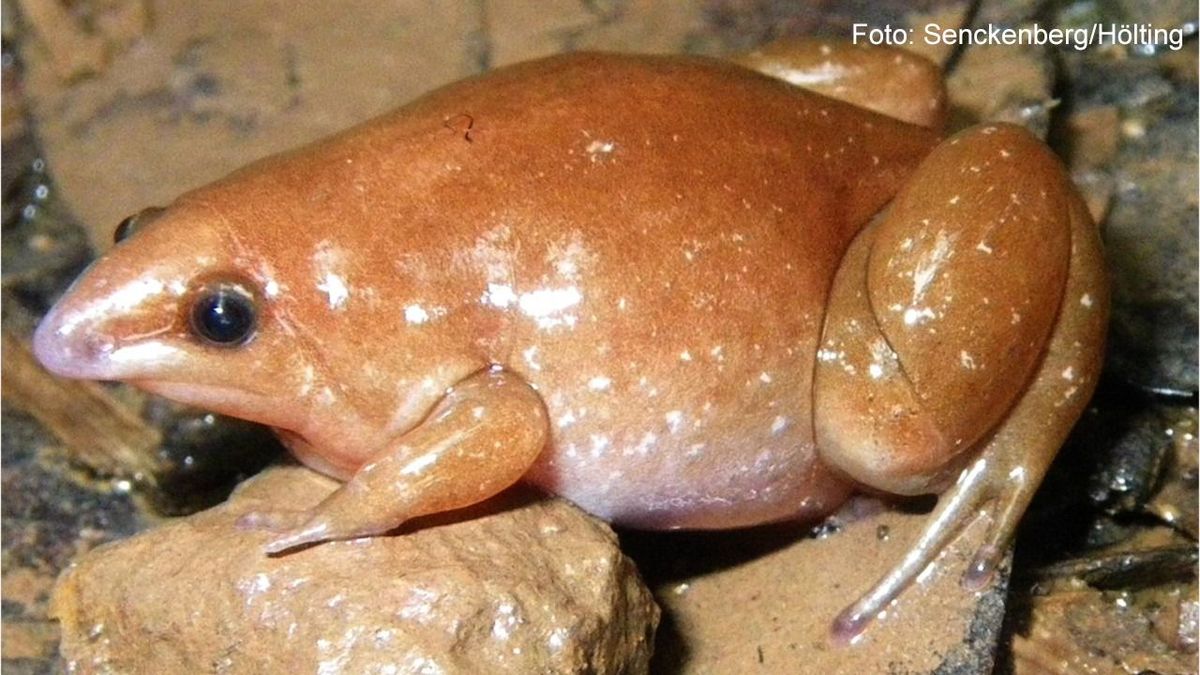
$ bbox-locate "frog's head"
[32,198,395,477]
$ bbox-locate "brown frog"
[33,41,1108,639]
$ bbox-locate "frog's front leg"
[814,123,1108,640]
[242,369,549,554]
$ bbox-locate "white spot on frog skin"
[632,431,659,456]
[770,416,787,434]
[903,307,935,325]
[585,139,616,161]
[466,223,514,286]
[523,346,541,371]
[817,348,844,362]
[665,410,684,433]
[263,279,281,298]
[481,283,516,308]
[518,287,582,328]
[316,273,349,310]
[313,240,352,310]
[975,241,993,254]
[1011,310,1022,324]
[868,338,898,380]
[1055,386,1079,407]
[556,411,577,429]
[546,231,595,280]
[1061,366,1075,381]
[679,349,692,362]
[960,351,977,369]
[404,304,430,324]
[589,434,610,456]
[1080,293,1093,308]
[588,376,612,391]
[759,372,772,384]
[911,230,955,305]
[948,195,960,205]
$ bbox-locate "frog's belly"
[525,402,853,529]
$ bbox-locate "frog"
[32,40,1108,640]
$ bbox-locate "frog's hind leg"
[731,38,947,129]
[240,369,550,554]
[813,123,1108,640]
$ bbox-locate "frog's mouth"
[145,382,362,481]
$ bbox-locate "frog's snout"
[34,290,117,379]
[33,266,189,381]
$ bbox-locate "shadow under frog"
[32,40,1109,641]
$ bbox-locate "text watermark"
[852,22,1188,52]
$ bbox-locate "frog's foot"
[247,369,549,556]
[233,508,345,554]
[815,124,1109,642]
[830,446,1030,643]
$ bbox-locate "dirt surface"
[629,504,1008,673]
[52,466,659,674]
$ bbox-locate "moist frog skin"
[33,42,1109,640]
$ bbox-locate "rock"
[50,466,659,674]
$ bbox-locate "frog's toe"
[262,516,335,555]
[830,455,995,645]
[961,463,1038,590]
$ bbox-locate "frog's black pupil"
[191,288,256,346]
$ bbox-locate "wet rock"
[1008,576,1198,674]
[51,466,659,674]
[1056,23,1198,395]
[1146,407,1199,538]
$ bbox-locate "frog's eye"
[190,283,257,347]
[114,206,166,244]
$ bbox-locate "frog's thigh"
[830,160,1108,641]
[815,123,1076,496]
[731,38,946,129]
[261,369,549,554]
